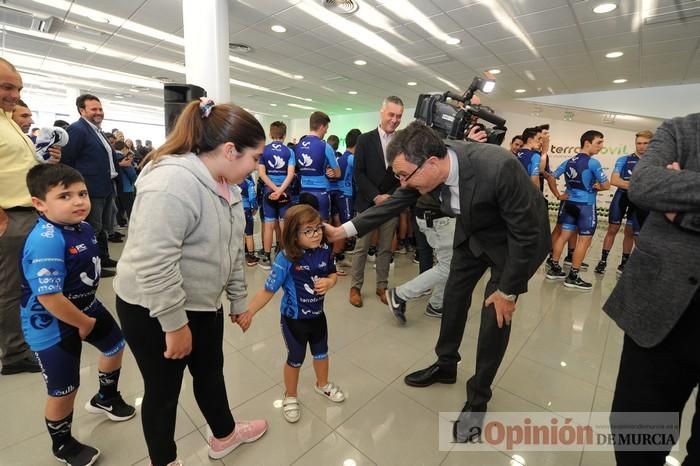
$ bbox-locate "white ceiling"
[1,0,699,122]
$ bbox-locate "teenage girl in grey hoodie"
[113,99,267,466]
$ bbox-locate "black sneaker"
[85,393,136,422]
[564,273,593,290]
[54,437,100,466]
[616,263,625,277]
[412,252,420,264]
[367,245,377,262]
[545,263,567,280]
[425,303,443,318]
[564,257,589,270]
[259,253,272,270]
[245,253,259,267]
[594,260,607,274]
[386,288,407,325]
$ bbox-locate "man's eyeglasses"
[394,161,424,182]
[301,225,323,238]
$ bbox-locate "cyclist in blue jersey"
[295,111,340,222]
[594,130,653,276]
[327,129,360,275]
[21,164,135,466]
[516,127,542,188]
[258,121,296,269]
[238,174,259,267]
[546,130,610,290]
[236,204,345,424]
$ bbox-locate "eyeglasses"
[301,225,323,238]
[394,161,424,182]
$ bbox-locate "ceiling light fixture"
[593,3,617,14]
[445,37,461,45]
[282,114,289,117]
[488,69,501,74]
[613,78,627,83]
[605,51,624,58]
[353,59,367,65]
[480,0,539,56]
[348,90,358,95]
[294,75,304,80]
[271,25,287,33]
[345,107,353,111]
[407,81,417,86]
[68,43,88,50]
[515,89,527,93]
[88,15,110,24]
[270,103,277,106]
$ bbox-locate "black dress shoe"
[404,362,457,387]
[1,357,42,375]
[108,235,123,243]
[101,257,118,268]
[453,403,486,443]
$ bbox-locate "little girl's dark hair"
[282,204,324,262]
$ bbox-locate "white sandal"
[282,395,301,423]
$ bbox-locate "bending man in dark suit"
[605,113,700,466]
[348,96,403,307]
[62,94,120,275]
[325,122,550,441]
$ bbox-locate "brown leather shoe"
[376,287,388,305]
[349,287,363,307]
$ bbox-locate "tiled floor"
[1,225,695,466]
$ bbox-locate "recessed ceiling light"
[228,43,252,53]
[293,75,304,80]
[305,98,313,102]
[606,51,624,58]
[515,89,526,93]
[348,91,358,95]
[282,114,288,118]
[593,3,617,14]
[345,107,353,111]
[487,69,501,74]
[271,25,287,33]
[354,59,367,66]
[114,94,124,99]
[270,103,277,107]
[69,43,87,50]
[613,78,627,84]
[445,37,461,45]
[407,81,417,86]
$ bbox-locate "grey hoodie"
[113,153,247,332]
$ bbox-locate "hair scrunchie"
[199,97,215,119]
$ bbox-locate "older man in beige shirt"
[0,58,60,375]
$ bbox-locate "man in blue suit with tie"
[62,94,119,276]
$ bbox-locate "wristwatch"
[497,290,517,302]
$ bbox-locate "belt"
[415,209,448,220]
[4,206,35,212]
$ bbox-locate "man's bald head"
[0,58,22,112]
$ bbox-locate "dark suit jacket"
[353,128,399,212]
[604,113,700,348]
[353,139,551,296]
[62,118,117,198]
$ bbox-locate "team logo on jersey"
[36,268,60,278]
[298,153,313,167]
[294,265,311,271]
[318,261,327,268]
[268,155,286,169]
[567,167,578,179]
[30,313,54,330]
[68,244,88,255]
[80,256,101,287]
[40,223,55,238]
[272,143,282,150]
[301,140,311,148]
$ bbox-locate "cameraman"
[324,122,550,442]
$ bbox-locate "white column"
[182,0,230,103]
[65,86,81,118]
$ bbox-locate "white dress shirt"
[84,117,118,179]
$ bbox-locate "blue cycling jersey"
[553,153,608,205]
[20,217,103,351]
[260,142,295,186]
[515,148,541,177]
[295,135,339,190]
[612,154,640,192]
[264,244,336,319]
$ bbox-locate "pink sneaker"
[208,420,268,459]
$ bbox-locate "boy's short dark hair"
[326,134,340,151]
[345,128,361,148]
[270,121,287,139]
[521,127,541,144]
[580,130,604,148]
[27,164,85,200]
[309,111,330,131]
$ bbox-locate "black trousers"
[435,244,511,410]
[116,297,235,466]
[611,296,700,466]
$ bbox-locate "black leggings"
[116,296,235,466]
